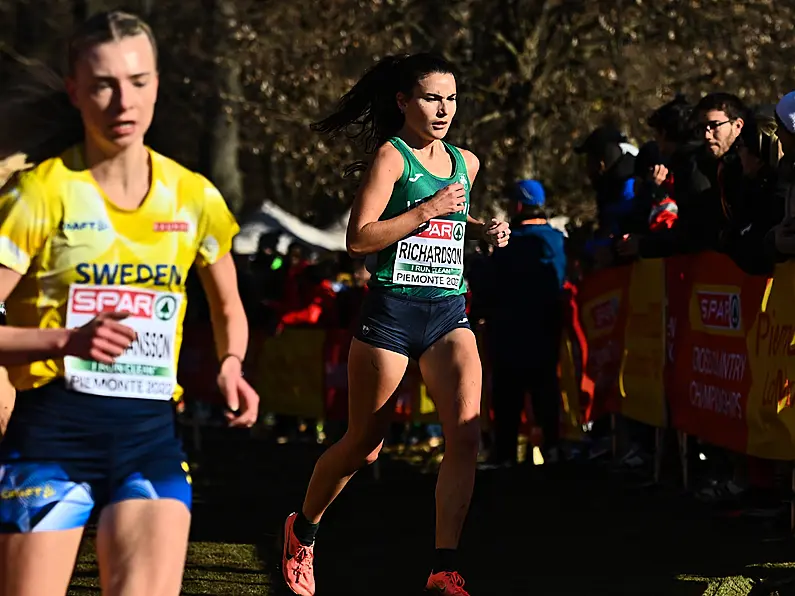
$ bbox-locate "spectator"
[770,92,795,255]
[483,180,566,466]
[463,240,493,326]
[279,258,340,329]
[336,259,371,330]
[632,141,677,233]
[619,92,777,269]
[575,125,638,236]
[718,104,781,274]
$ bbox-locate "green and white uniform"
[367,137,470,300]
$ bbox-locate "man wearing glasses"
[619,92,773,262]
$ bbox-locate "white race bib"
[64,284,182,400]
[393,218,465,289]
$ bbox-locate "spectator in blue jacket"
[483,180,567,466]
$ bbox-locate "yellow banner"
[745,263,795,459]
[558,332,584,441]
[619,259,667,428]
[256,329,326,419]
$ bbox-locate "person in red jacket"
[279,259,340,329]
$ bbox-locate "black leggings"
[491,353,561,464]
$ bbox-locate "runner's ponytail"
[311,52,457,177]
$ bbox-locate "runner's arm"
[347,143,431,258]
[460,149,488,239]
[197,252,248,373]
[0,266,70,365]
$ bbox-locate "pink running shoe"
[425,571,471,595]
[281,512,316,596]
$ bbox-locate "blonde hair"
[754,108,783,168]
[0,11,156,173]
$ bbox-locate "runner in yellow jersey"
[0,11,258,596]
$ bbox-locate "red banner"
[665,252,766,452]
[577,265,632,420]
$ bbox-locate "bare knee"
[444,419,481,456]
[340,433,384,467]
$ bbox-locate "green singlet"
[367,137,470,300]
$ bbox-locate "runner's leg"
[0,530,84,596]
[302,338,408,522]
[283,338,408,595]
[96,500,190,596]
[419,328,482,551]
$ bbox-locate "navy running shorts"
[0,381,191,533]
[354,290,471,360]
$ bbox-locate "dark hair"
[647,94,692,144]
[0,11,157,168]
[634,141,664,176]
[694,92,747,121]
[311,53,457,177]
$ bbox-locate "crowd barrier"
[176,251,795,460]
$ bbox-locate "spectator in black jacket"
[619,92,779,272]
[770,92,795,256]
[575,126,638,236]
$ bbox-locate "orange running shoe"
[281,512,316,596]
[425,571,470,595]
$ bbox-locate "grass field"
[66,429,795,595]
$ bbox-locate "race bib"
[393,218,465,289]
[64,284,182,400]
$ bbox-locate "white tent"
[233,201,570,256]
[233,201,349,256]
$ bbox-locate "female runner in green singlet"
[281,53,510,596]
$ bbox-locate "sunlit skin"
[699,108,743,159]
[65,34,159,158]
[397,72,457,150]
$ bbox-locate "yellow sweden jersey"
[0,145,239,400]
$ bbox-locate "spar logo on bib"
[154,295,178,321]
[696,289,741,333]
[71,287,159,318]
[418,220,465,242]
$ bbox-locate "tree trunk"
[203,0,244,216]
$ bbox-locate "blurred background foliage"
[1,0,794,226]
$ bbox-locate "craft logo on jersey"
[63,220,109,232]
[697,290,741,331]
[70,288,158,319]
[154,221,189,232]
[417,219,465,242]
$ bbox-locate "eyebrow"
[92,72,152,82]
[423,92,457,99]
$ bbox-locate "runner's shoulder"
[152,151,219,196]
[0,150,73,208]
[453,146,479,179]
[370,142,405,181]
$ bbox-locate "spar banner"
[577,264,632,420]
[745,261,795,459]
[666,252,764,453]
[619,258,667,428]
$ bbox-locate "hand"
[616,234,640,257]
[651,165,668,186]
[217,356,260,428]
[484,218,510,247]
[423,183,466,219]
[63,311,137,364]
